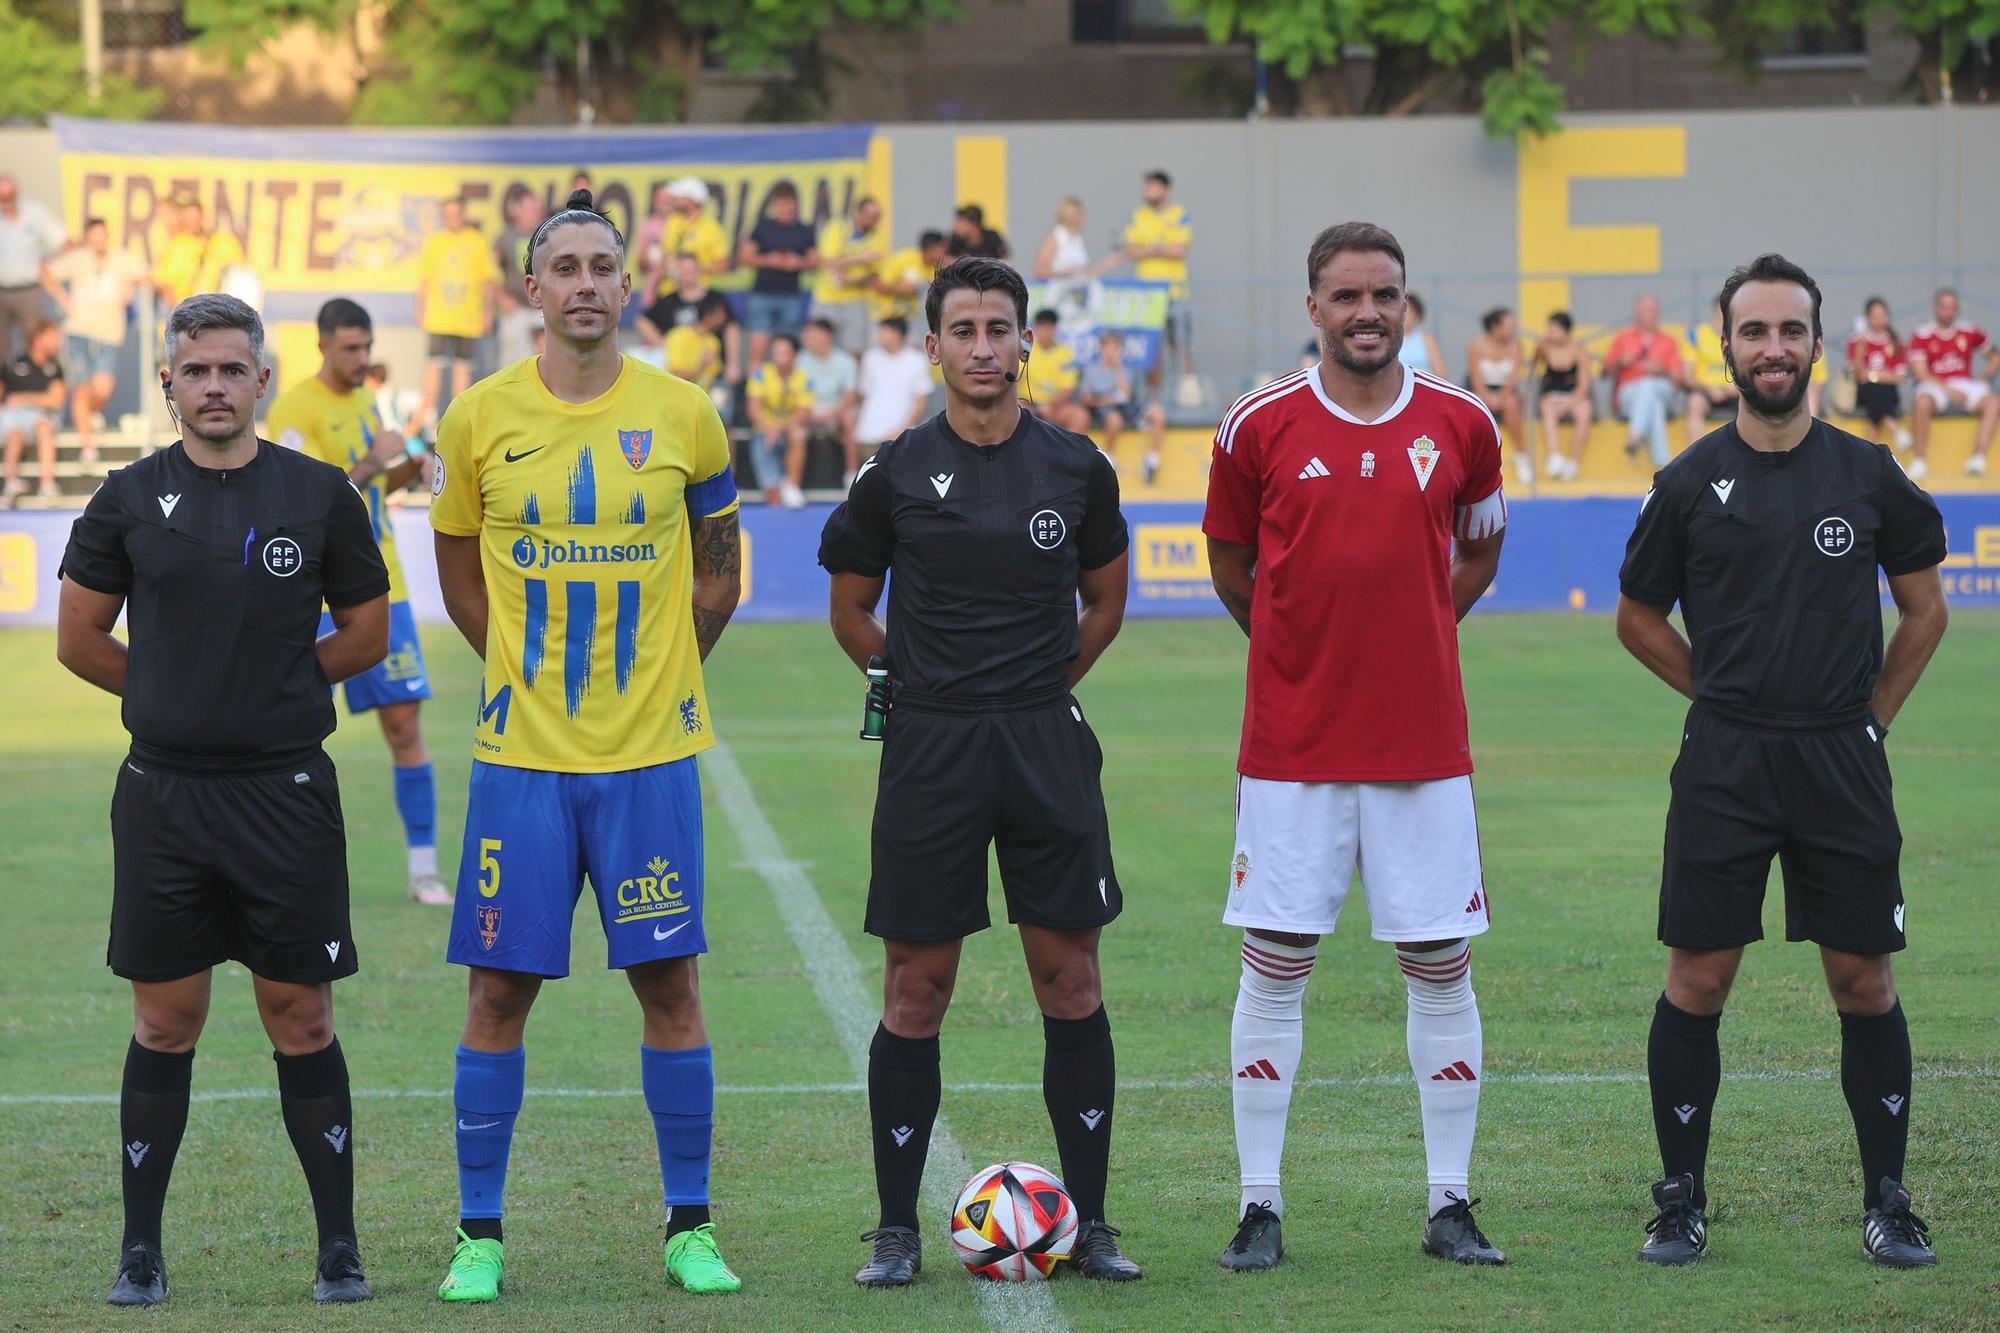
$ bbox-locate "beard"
[1324,322,1404,376]
[1726,347,1812,418]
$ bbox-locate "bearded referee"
[1618,254,1950,1268]
[56,294,390,1307]
[819,256,1141,1286]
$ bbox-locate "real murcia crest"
[1407,435,1439,491]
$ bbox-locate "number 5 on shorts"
[478,838,503,897]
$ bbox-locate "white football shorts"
[1915,377,1993,410]
[1223,775,1491,941]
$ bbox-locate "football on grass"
[949,1161,1078,1281]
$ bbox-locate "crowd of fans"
[6,161,1999,505]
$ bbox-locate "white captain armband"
[1453,487,1508,540]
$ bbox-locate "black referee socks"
[120,1039,194,1249]
[1647,994,1721,1209]
[869,1025,941,1231]
[274,1037,356,1245]
[1043,1006,1116,1225]
[1839,1002,1912,1211]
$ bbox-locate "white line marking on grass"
[705,741,1068,1331]
[5,1067,1992,1108]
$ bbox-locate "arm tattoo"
[690,510,741,655]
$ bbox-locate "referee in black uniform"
[1617,255,1950,1269]
[819,256,1140,1286]
[56,294,390,1307]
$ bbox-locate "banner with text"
[51,117,875,321]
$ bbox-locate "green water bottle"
[860,656,891,742]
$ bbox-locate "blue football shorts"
[320,600,431,712]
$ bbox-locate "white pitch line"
[4,1067,1992,1108]
[704,741,1068,1331]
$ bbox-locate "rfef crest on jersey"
[619,428,653,471]
[1408,434,1440,491]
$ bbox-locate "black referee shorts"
[109,750,359,984]
[1659,704,1904,955]
[866,692,1122,942]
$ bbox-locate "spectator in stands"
[154,196,249,311]
[636,182,676,300]
[492,189,544,366]
[948,204,1009,261]
[664,301,731,397]
[869,229,949,330]
[849,316,933,475]
[46,218,149,466]
[659,178,732,290]
[1079,328,1167,485]
[812,195,884,356]
[797,317,860,486]
[1604,294,1684,466]
[1034,197,1094,284]
[1531,310,1591,482]
[1909,285,1999,480]
[1846,296,1911,450]
[412,197,496,434]
[1027,308,1088,432]
[1123,170,1195,401]
[739,183,817,371]
[1398,292,1447,381]
[1,319,66,503]
[0,174,64,367]
[569,169,593,196]
[1684,300,1738,443]
[748,332,812,508]
[1467,306,1529,484]
[639,254,742,407]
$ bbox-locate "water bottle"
[860,655,891,742]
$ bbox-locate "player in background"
[1618,254,1949,1269]
[413,198,497,437]
[1204,222,1508,1272]
[429,190,745,1301]
[268,298,448,904]
[1906,286,1999,481]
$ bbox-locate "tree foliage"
[0,1,163,122]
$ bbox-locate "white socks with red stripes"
[1231,934,1317,1220]
[1399,941,1482,1216]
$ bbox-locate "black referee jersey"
[1620,421,1947,720]
[60,439,389,770]
[818,409,1129,701]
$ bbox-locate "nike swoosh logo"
[654,921,690,942]
[503,445,547,463]
[457,1118,502,1131]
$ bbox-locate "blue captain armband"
[685,468,738,519]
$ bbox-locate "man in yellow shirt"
[656,179,731,296]
[153,197,250,310]
[414,198,497,435]
[266,298,449,905]
[811,196,883,357]
[1122,170,1194,395]
[1026,308,1087,432]
[429,189,744,1303]
[747,332,813,508]
[867,229,949,327]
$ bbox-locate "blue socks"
[393,762,436,850]
[642,1044,714,1224]
[454,1044,524,1232]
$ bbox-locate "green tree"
[1699,0,2000,102]
[0,0,163,122]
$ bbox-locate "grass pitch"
[2,612,1996,1331]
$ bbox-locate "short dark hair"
[84,216,107,231]
[956,204,984,226]
[924,255,1028,335]
[165,293,264,365]
[879,315,908,338]
[1145,170,1171,188]
[806,317,835,336]
[770,332,798,354]
[1033,308,1059,327]
[1547,310,1573,332]
[1718,252,1822,344]
[1481,307,1512,333]
[316,298,371,339]
[769,182,799,203]
[1405,291,1426,320]
[1306,221,1406,290]
[526,188,624,276]
[919,229,947,251]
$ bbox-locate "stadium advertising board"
[50,117,875,318]
[1027,279,1171,373]
[7,496,2000,627]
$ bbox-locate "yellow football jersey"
[431,357,738,774]
[815,219,879,303]
[419,228,496,338]
[266,376,408,602]
[1125,204,1193,301]
[659,214,730,289]
[867,245,928,322]
[664,324,722,388]
[1030,341,1080,397]
[749,363,811,420]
